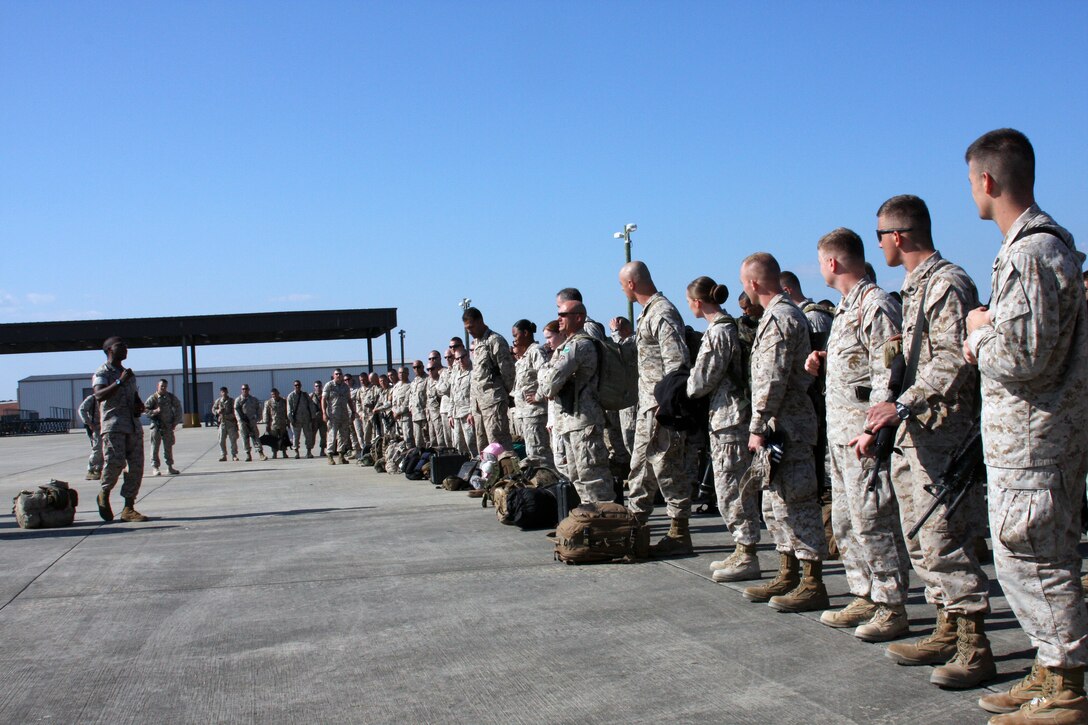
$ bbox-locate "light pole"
[613,223,637,324]
[458,297,471,345]
[398,329,406,366]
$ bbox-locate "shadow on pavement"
[159,506,377,523]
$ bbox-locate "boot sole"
[712,570,762,583]
[930,672,996,689]
[977,698,1021,715]
[854,627,909,643]
[768,600,830,613]
[884,650,951,666]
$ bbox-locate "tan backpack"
[13,480,78,529]
[553,502,648,564]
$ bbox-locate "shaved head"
[619,260,651,285]
[741,252,782,285]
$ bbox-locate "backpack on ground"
[431,453,469,485]
[506,484,559,529]
[442,475,470,491]
[491,478,519,523]
[401,448,423,478]
[13,480,78,529]
[554,502,648,564]
[406,450,433,481]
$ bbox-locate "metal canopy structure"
[0,308,398,426]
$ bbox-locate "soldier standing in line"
[538,301,613,502]
[806,229,911,641]
[425,352,450,449]
[684,276,758,582]
[322,368,354,465]
[79,393,103,480]
[145,378,182,476]
[212,386,239,461]
[389,366,413,445]
[963,129,1088,722]
[437,351,456,447]
[92,336,149,522]
[463,307,516,451]
[351,373,370,457]
[865,194,993,689]
[342,373,361,457]
[235,384,265,462]
[311,381,327,456]
[262,388,288,459]
[737,253,829,611]
[287,380,315,458]
[539,320,569,477]
[409,361,429,448]
[361,372,382,450]
[608,316,638,456]
[450,350,478,457]
[618,260,692,555]
[512,319,553,467]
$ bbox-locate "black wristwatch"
[895,402,911,421]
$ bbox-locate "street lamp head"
[458,298,471,311]
[625,223,637,233]
[613,232,624,239]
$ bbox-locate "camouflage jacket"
[749,294,816,445]
[896,251,979,449]
[584,317,607,341]
[513,342,548,420]
[263,397,288,430]
[234,394,261,426]
[79,394,100,430]
[635,292,689,412]
[686,314,750,440]
[212,395,236,424]
[322,381,353,422]
[390,381,411,418]
[287,389,314,425]
[968,205,1088,468]
[470,328,516,409]
[409,377,428,418]
[425,375,443,413]
[434,367,453,414]
[92,362,141,434]
[451,367,473,418]
[144,391,182,429]
[825,279,902,446]
[538,333,603,431]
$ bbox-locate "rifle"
[866,352,905,492]
[906,423,985,540]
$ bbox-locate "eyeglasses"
[557,311,582,318]
[876,227,912,243]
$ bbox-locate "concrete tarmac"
[0,427,1043,724]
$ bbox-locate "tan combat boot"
[328,454,337,465]
[259,451,268,461]
[854,603,909,642]
[85,470,98,480]
[820,596,878,628]
[886,605,958,665]
[119,498,149,523]
[650,517,694,557]
[97,490,114,522]
[743,553,800,602]
[930,612,997,688]
[711,543,761,582]
[979,661,1048,714]
[989,666,1088,724]
[768,560,830,613]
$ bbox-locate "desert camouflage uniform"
[891,251,988,614]
[93,362,144,500]
[686,314,757,545]
[539,333,611,502]
[310,390,326,454]
[450,366,477,457]
[390,380,414,446]
[470,327,516,450]
[627,292,691,521]
[287,389,315,454]
[425,375,449,449]
[79,394,103,475]
[514,341,553,467]
[358,385,379,446]
[212,394,239,457]
[144,389,182,469]
[826,279,910,604]
[611,331,638,456]
[749,294,826,561]
[322,380,353,456]
[967,206,1088,667]
[435,368,454,448]
[410,376,429,448]
[263,396,287,434]
[352,386,368,453]
[234,394,263,455]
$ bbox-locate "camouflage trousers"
[562,425,614,503]
[627,408,690,521]
[829,443,910,605]
[85,426,103,473]
[291,421,313,454]
[603,409,631,466]
[312,419,327,455]
[619,405,636,456]
[363,412,377,447]
[762,445,827,562]
[453,415,478,458]
[326,417,352,456]
[239,419,261,454]
[989,451,1088,667]
[477,402,513,451]
[353,417,366,452]
[150,425,175,468]
[429,412,451,449]
[395,418,414,447]
[218,420,239,456]
[412,420,428,449]
[552,426,569,479]
[891,444,989,614]
[520,415,554,469]
[709,429,759,546]
[101,430,144,500]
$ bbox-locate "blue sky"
[2,1,1086,401]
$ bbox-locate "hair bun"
[713,284,729,305]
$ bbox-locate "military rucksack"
[587,336,638,411]
[13,480,78,529]
[553,502,648,564]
